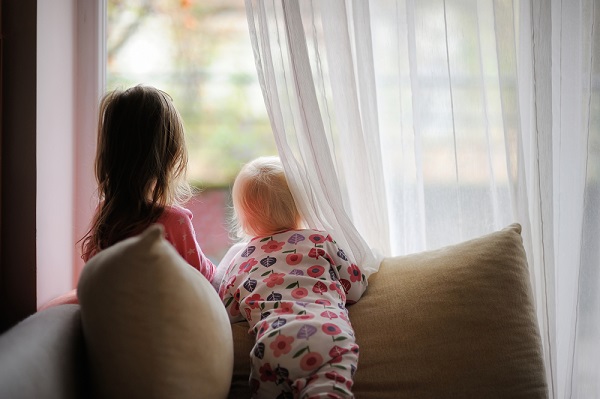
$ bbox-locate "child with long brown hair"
[81,85,215,281]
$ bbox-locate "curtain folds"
[525,1,557,395]
[246,0,385,277]
[245,0,599,397]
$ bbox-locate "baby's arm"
[212,242,246,291]
[219,271,246,324]
[324,235,368,304]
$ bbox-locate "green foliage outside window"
[106,0,275,188]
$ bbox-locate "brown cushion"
[228,224,548,398]
[78,224,234,399]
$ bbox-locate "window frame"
[35,0,104,307]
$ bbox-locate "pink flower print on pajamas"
[219,229,368,399]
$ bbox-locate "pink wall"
[36,0,77,307]
[36,0,100,307]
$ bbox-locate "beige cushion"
[78,224,233,399]
[228,223,548,398]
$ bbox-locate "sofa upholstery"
[229,223,547,398]
[0,223,548,398]
[0,304,90,399]
[77,224,234,399]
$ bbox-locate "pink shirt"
[40,205,216,311]
[158,205,216,283]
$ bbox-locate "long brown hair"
[81,85,193,260]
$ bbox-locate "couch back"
[0,305,91,399]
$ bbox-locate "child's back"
[81,85,215,281]
[219,156,367,398]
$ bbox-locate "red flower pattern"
[308,248,326,259]
[274,302,294,315]
[263,272,285,288]
[245,293,263,309]
[286,253,303,265]
[259,363,276,382]
[218,229,368,390]
[291,287,308,299]
[307,265,325,277]
[322,323,342,336]
[309,234,326,244]
[348,264,362,282]
[300,351,323,371]
[261,240,285,253]
[269,334,295,357]
[238,258,258,273]
[229,301,240,317]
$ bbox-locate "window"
[106,0,275,262]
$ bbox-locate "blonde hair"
[232,156,301,239]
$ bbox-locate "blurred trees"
[107,0,275,187]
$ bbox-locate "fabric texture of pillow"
[78,224,233,399]
[228,223,548,398]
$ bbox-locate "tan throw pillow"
[228,223,548,398]
[78,224,233,399]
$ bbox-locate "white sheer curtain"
[519,0,600,397]
[245,0,599,397]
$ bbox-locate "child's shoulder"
[298,228,329,235]
[270,228,333,241]
[159,205,193,222]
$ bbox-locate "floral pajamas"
[219,229,367,399]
